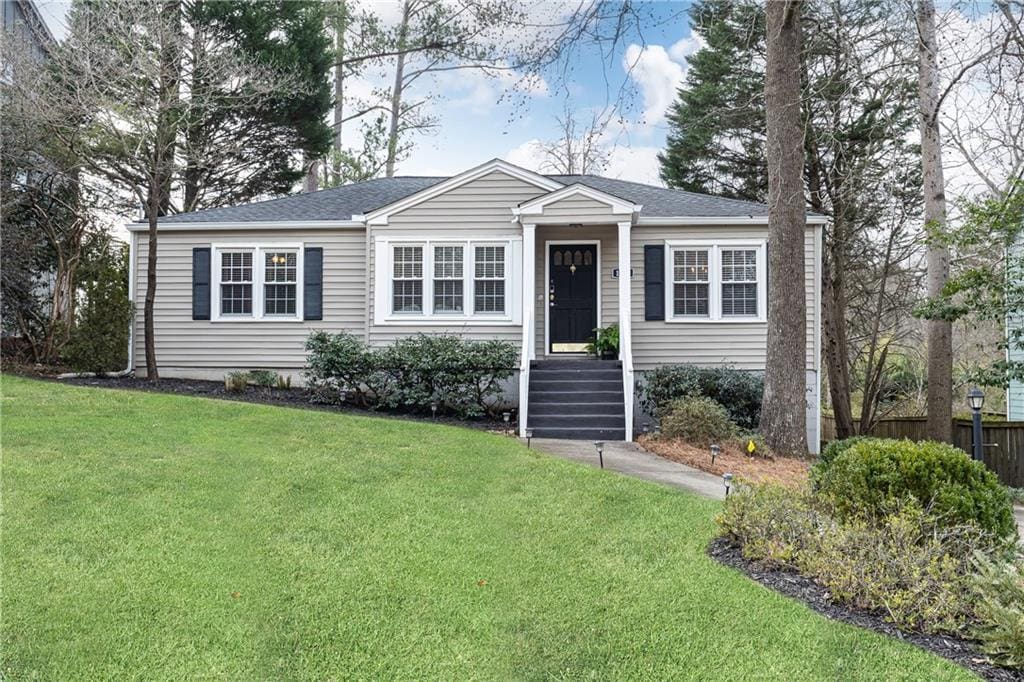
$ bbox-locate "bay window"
[666,240,765,322]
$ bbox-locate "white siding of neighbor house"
[1007,239,1024,420]
[366,170,546,347]
[629,225,819,373]
[132,229,366,380]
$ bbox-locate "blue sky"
[36,1,699,185]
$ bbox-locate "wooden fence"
[821,416,1024,487]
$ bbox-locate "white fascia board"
[125,220,366,232]
[637,215,828,226]
[362,158,563,223]
[517,183,640,216]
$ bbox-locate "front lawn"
[1,376,974,680]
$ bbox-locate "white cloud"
[504,139,546,172]
[605,146,663,186]
[621,44,685,131]
[668,35,706,63]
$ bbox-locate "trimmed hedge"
[814,438,1017,541]
[304,331,518,418]
[640,365,762,430]
[658,396,737,445]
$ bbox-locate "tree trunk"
[761,0,809,455]
[331,1,347,185]
[303,157,319,193]
[823,257,855,437]
[385,0,411,178]
[916,0,952,441]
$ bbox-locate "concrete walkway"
[530,438,726,500]
[531,438,1024,538]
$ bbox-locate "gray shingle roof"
[152,172,777,224]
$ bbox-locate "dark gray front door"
[549,244,597,352]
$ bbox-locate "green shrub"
[640,365,762,430]
[586,324,619,357]
[815,438,1017,541]
[64,251,133,375]
[658,396,737,445]
[224,371,250,392]
[1008,487,1024,505]
[801,502,982,634]
[811,436,877,489]
[717,483,828,566]
[972,552,1024,669]
[304,332,517,418]
[248,370,280,388]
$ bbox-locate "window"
[474,245,505,313]
[220,251,253,315]
[672,249,709,317]
[667,241,765,321]
[392,246,423,313]
[264,251,297,316]
[721,249,758,317]
[212,244,303,320]
[433,245,463,313]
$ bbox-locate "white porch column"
[519,223,537,437]
[617,220,634,440]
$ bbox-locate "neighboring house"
[126,159,825,448]
[1008,239,1024,420]
[2,0,53,69]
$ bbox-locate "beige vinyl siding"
[367,170,546,346]
[132,229,366,376]
[630,225,818,372]
[535,225,618,355]
[529,196,626,225]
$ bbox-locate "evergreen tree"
[181,1,333,212]
[659,0,922,438]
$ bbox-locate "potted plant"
[587,324,619,360]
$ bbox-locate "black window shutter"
[644,244,665,321]
[304,247,323,321]
[192,247,211,320]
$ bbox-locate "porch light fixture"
[710,444,721,464]
[594,441,605,469]
[967,388,985,461]
[525,428,533,449]
[723,472,734,497]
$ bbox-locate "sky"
[34,0,699,187]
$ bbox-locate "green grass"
[2,375,975,680]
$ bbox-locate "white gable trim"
[514,183,641,217]
[363,159,563,226]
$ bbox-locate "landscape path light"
[710,443,721,464]
[723,472,734,497]
[594,441,605,469]
[525,428,533,449]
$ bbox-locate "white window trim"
[373,237,522,326]
[664,239,767,323]
[211,242,304,322]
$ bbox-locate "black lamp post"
[967,388,985,461]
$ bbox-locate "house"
[126,159,825,448]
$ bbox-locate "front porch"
[513,183,640,441]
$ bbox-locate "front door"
[549,243,598,353]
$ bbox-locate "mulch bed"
[36,374,511,433]
[708,537,1022,681]
[639,435,810,487]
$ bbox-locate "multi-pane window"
[474,245,505,313]
[432,245,464,313]
[220,251,253,315]
[672,249,709,317]
[392,246,424,313]
[263,251,297,316]
[721,249,758,317]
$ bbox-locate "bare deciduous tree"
[537,104,610,175]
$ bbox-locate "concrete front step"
[530,369,622,381]
[530,427,626,440]
[529,379,623,392]
[529,390,624,404]
[529,401,625,416]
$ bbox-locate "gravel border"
[47,374,511,433]
[708,536,1022,681]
